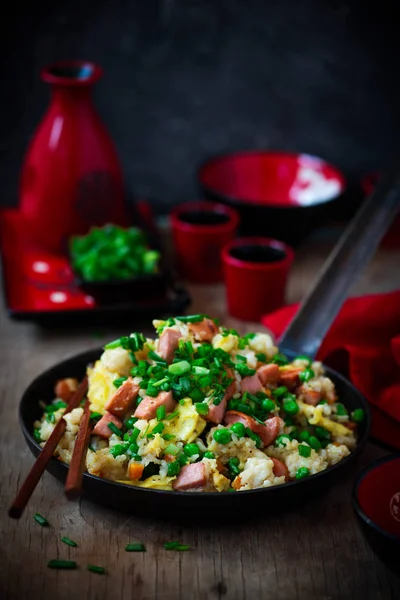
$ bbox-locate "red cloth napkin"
[261,291,400,449]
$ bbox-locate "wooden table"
[1,236,399,600]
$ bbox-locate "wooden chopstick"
[8,376,88,519]
[65,396,93,500]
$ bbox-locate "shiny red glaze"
[19,60,128,252]
[199,151,345,207]
[170,201,239,283]
[355,455,400,539]
[360,172,400,249]
[222,237,294,321]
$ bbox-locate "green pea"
[299,368,315,383]
[167,461,181,477]
[295,467,310,480]
[261,399,275,413]
[351,408,365,423]
[204,451,215,459]
[308,436,321,451]
[183,443,200,457]
[213,429,232,445]
[230,422,246,437]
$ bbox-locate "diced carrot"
[232,476,242,490]
[128,463,144,480]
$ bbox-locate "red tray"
[0,209,190,326]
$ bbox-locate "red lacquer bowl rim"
[41,60,103,86]
[222,236,295,272]
[198,150,347,208]
[170,201,240,234]
[352,453,400,543]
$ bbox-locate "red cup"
[222,237,294,321]
[170,201,240,283]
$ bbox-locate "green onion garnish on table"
[87,565,106,574]
[125,542,146,552]
[33,512,49,526]
[47,560,77,570]
[61,536,78,547]
[164,541,190,551]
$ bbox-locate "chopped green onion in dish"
[70,224,160,282]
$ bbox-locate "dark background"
[1,0,399,212]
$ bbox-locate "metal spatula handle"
[279,165,400,359]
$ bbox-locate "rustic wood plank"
[0,238,399,600]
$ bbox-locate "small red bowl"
[353,454,400,573]
[198,151,346,246]
[222,236,294,321]
[170,201,240,283]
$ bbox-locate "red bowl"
[198,151,346,246]
[353,454,400,573]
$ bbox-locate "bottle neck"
[51,85,94,109]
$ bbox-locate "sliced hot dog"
[133,390,176,420]
[270,457,289,481]
[158,328,181,364]
[206,368,235,424]
[92,411,123,438]
[298,386,321,406]
[224,411,283,448]
[54,378,78,402]
[279,367,303,390]
[241,373,262,395]
[172,462,207,491]
[257,364,280,385]
[105,378,140,418]
[188,318,219,342]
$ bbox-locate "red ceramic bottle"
[20,61,128,252]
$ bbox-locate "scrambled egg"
[298,401,352,437]
[87,360,117,414]
[163,398,207,443]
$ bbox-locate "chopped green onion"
[298,444,311,458]
[104,338,123,349]
[315,426,330,439]
[336,403,348,416]
[299,368,315,383]
[125,543,146,552]
[272,386,288,399]
[113,376,128,388]
[255,353,267,362]
[164,444,179,456]
[161,433,175,441]
[230,422,246,437]
[236,355,248,362]
[45,400,67,413]
[308,436,321,451]
[192,366,210,375]
[87,565,106,574]
[213,428,232,445]
[195,402,209,416]
[235,363,256,377]
[351,408,365,423]
[204,451,215,459]
[148,423,165,437]
[46,412,56,424]
[148,350,167,364]
[295,467,310,480]
[164,541,190,551]
[175,314,204,323]
[299,430,311,443]
[166,409,179,421]
[183,443,200,457]
[146,385,159,397]
[245,428,262,448]
[227,457,240,477]
[90,412,102,421]
[48,560,77,569]
[156,405,166,421]
[61,536,78,547]
[124,416,138,430]
[33,513,49,526]
[33,429,42,443]
[107,422,123,437]
[270,353,289,366]
[109,443,127,458]
[167,461,181,477]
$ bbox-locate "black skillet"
[19,166,400,515]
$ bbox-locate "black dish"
[19,348,370,517]
[352,454,400,574]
